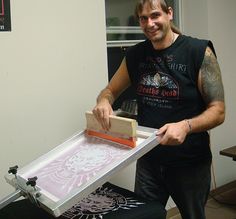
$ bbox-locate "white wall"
[181,0,208,38]
[0,0,108,198]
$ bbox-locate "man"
[93,0,225,218]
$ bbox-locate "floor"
[167,181,236,219]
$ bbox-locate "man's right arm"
[92,58,131,130]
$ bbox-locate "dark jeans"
[135,158,211,219]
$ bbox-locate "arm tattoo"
[200,47,225,104]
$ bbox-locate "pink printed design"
[21,136,130,201]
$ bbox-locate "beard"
[144,24,170,44]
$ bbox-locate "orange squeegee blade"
[86,129,136,148]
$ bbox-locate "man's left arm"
[190,46,225,132]
[158,46,225,145]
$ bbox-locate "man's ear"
[167,7,174,21]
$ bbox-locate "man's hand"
[92,99,113,130]
[157,120,190,145]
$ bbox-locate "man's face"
[138,1,173,44]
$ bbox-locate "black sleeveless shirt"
[126,35,214,166]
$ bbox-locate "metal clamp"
[8,165,19,176]
[26,176,41,207]
[0,165,21,210]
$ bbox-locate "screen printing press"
[0,114,160,218]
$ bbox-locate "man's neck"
[152,31,177,50]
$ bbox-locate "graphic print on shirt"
[62,186,145,219]
[137,54,184,109]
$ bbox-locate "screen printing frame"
[5,126,158,217]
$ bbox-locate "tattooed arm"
[189,46,225,132]
[158,46,225,145]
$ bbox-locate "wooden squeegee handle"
[86,111,137,138]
